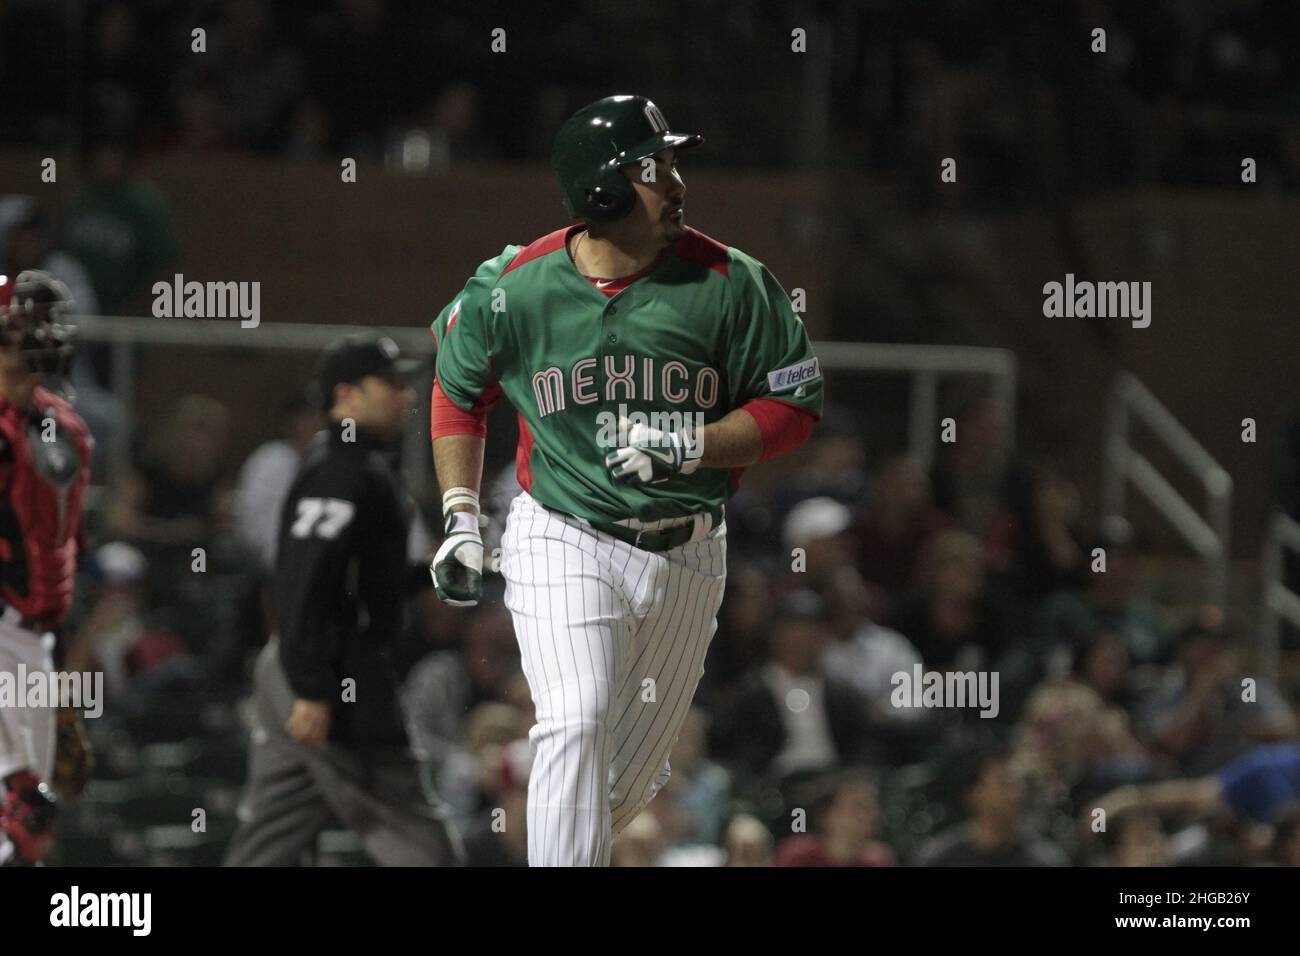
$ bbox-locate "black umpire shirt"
[274,418,430,745]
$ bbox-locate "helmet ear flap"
[582,165,636,222]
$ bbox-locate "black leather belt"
[543,505,722,553]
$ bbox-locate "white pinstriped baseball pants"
[501,490,726,867]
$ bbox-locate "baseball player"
[0,271,94,866]
[429,95,824,866]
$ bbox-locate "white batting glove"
[431,510,484,606]
[605,416,702,487]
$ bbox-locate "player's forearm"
[432,434,486,512]
[696,408,763,469]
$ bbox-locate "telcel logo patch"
[767,357,820,394]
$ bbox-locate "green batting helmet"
[551,95,703,222]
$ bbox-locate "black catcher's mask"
[0,270,76,380]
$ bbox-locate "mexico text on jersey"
[430,225,824,525]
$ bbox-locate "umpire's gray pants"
[225,641,462,867]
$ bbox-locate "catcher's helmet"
[551,94,703,222]
[0,270,76,378]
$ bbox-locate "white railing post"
[908,370,938,470]
[1100,372,1233,614]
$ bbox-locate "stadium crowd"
[0,0,1296,866]
[39,382,1300,867]
[1,0,1297,193]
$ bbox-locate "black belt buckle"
[634,524,690,552]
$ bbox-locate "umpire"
[226,334,461,866]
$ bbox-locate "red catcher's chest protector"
[0,386,92,624]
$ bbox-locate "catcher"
[0,270,94,866]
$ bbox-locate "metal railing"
[1259,511,1300,679]
[814,341,1018,470]
[1100,371,1233,609]
[74,315,432,485]
[71,316,1018,494]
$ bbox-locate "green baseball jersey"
[431,225,823,524]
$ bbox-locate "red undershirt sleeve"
[740,397,818,462]
[430,379,498,439]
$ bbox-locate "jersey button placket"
[605,301,619,345]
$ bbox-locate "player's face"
[623,149,686,244]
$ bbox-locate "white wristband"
[442,485,480,516]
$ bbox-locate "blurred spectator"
[0,200,99,313]
[65,542,188,706]
[234,389,323,573]
[929,396,1011,540]
[723,813,774,867]
[1040,518,1175,666]
[1136,620,1296,776]
[285,98,333,160]
[662,708,731,847]
[700,560,775,698]
[306,0,415,156]
[202,0,305,151]
[459,737,530,867]
[1092,741,1300,831]
[886,528,1020,673]
[711,590,874,788]
[854,454,951,599]
[1095,807,1170,867]
[82,1,157,136]
[403,604,522,751]
[774,769,896,866]
[782,496,858,585]
[610,812,665,867]
[108,395,233,552]
[60,125,181,322]
[917,746,1068,866]
[1071,626,1140,713]
[169,68,235,154]
[998,458,1088,603]
[819,565,927,731]
[388,83,490,174]
[428,701,533,830]
[1013,676,1148,811]
[1271,804,1300,867]
[768,408,870,527]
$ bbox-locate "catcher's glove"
[431,510,484,606]
[604,416,702,486]
[51,705,94,806]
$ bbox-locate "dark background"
[0,0,1297,867]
